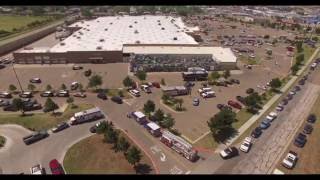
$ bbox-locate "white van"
[201,91,215,98]
[198,87,212,94]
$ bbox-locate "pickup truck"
[23,130,49,145]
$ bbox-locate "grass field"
[0,15,52,32]
[0,103,94,131]
[277,94,320,174]
[63,133,154,174]
[0,135,6,148]
[106,89,131,99]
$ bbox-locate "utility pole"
[11,62,23,92]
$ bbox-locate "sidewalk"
[218,47,320,149]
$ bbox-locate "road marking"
[160,153,166,162]
[191,131,211,144]
[170,166,183,174]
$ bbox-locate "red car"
[228,100,242,109]
[49,159,65,175]
[152,82,160,88]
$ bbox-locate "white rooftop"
[49,15,199,52]
[123,45,237,63]
[133,111,146,119]
[146,122,160,131]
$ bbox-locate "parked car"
[286,94,293,100]
[310,62,317,70]
[307,114,316,123]
[0,91,12,98]
[70,82,79,90]
[294,133,307,148]
[56,90,69,97]
[23,103,42,111]
[293,85,301,92]
[303,124,313,134]
[97,92,107,100]
[40,91,54,97]
[129,89,140,97]
[228,100,242,109]
[236,96,246,105]
[51,122,69,133]
[3,104,18,111]
[72,65,83,70]
[111,96,123,104]
[30,164,44,175]
[251,127,262,138]
[49,159,65,175]
[152,82,160,88]
[260,119,271,129]
[282,151,298,169]
[220,147,239,159]
[266,112,277,121]
[281,99,288,105]
[29,78,41,83]
[141,85,152,93]
[239,137,253,153]
[0,64,5,69]
[23,130,49,145]
[90,121,105,133]
[19,91,32,98]
[230,79,240,84]
[276,105,284,112]
[73,92,86,98]
[298,79,305,85]
[289,91,296,96]
[246,88,254,94]
[193,98,200,106]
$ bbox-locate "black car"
[230,79,240,84]
[281,99,288,105]
[23,103,42,111]
[0,99,10,107]
[111,96,123,104]
[298,79,305,86]
[293,85,301,92]
[23,130,49,145]
[307,114,316,123]
[3,104,18,111]
[0,64,5,69]
[97,92,107,100]
[236,96,246,105]
[251,127,263,138]
[294,133,307,148]
[286,94,293,100]
[220,147,239,159]
[246,88,254,94]
[303,124,313,134]
[51,122,69,133]
[302,75,308,81]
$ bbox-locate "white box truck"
[70,107,104,125]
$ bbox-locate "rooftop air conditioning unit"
[99,39,104,42]
[77,36,81,39]
[96,46,102,50]
[129,25,132,28]
[110,22,113,25]
[134,30,139,34]
[158,23,161,26]
[134,21,138,24]
[135,40,140,44]
[105,28,108,31]
[60,42,65,46]
[87,24,90,26]
[162,27,165,30]
[173,37,178,40]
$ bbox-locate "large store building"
[13,15,237,71]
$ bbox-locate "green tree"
[46,84,52,91]
[223,69,231,79]
[82,8,93,18]
[270,78,282,90]
[210,71,220,80]
[175,98,184,110]
[88,75,103,89]
[95,121,108,134]
[244,92,262,113]
[27,84,36,92]
[160,78,166,85]
[125,146,142,168]
[162,94,170,102]
[123,76,135,88]
[104,128,119,144]
[66,97,74,108]
[315,27,320,34]
[296,41,303,53]
[115,136,131,152]
[312,36,318,42]
[207,108,236,136]
[61,83,67,90]
[12,98,24,115]
[291,64,300,75]
[296,54,305,65]
[118,90,124,97]
[9,84,17,92]
[153,109,165,123]
[160,113,175,129]
[135,71,147,81]
[44,97,59,114]
[78,83,85,93]
[143,100,155,114]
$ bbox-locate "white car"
[282,151,298,169]
[198,87,212,94]
[239,137,253,153]
[311,62,317,68]
[129,89,140,97]
[289,91,296,95]
[30,164,44,175]
[266,112,277,121]
[201,91,215,98]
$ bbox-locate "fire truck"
[160,130,198,162]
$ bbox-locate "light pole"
[11,61,23,92]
